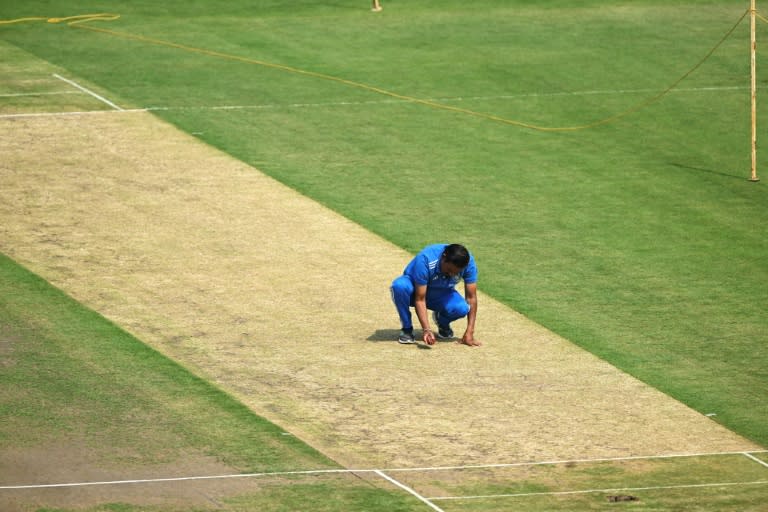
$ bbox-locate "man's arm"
[413,284,436,345]
[461,282,481,346]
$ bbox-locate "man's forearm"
[414,300,431,332]
[465,297,477,334]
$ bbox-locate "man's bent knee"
[444,300,470,319]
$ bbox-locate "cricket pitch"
[0,111,760,471]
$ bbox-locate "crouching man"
[390,243,480,347]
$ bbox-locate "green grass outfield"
[2,0,768,509]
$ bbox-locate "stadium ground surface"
[0,109,760,481]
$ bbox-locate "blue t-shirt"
[403,244,478,289]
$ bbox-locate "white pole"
[750,0,760,181]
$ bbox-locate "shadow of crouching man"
[366,329,401,342]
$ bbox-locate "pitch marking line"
[744,452,768,468]
[374,470,445,512]
[0,469,352,490]
[141,85,751,112]
[0,108,147,119]
[428,480,768,501]
[52,73,123,111]
[1,450,766,491]
[0,84,752,120]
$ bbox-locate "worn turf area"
[0,111,759,474]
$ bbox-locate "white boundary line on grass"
[140,85,750,112]
[0,84,752,120]
[1,450,766,491]
[744,452,768,468]
[428,479,768,501]
[374,470,445,512]
[52,73,123,111]
[0,109,147,119]
[0,468,352,490]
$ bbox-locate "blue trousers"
[390,275,470,330]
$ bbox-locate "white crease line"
[52,73,123,111]
[429,480,768,501]
[374,470,445,512]
[0,108,147,119]
[2,450,766,491]
[142,85,751,112]
[0,84,753,119]
[743,452,768,468]
[0,468,352,490]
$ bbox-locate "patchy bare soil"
[0,442,260,511]
[0,111,760,495]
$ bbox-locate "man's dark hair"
[442,243,470,268]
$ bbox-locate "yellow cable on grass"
[0,10,751,132]
[0,17,49,25]
[0,13,120,25]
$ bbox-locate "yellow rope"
[0,11,752,132]
[0,16,49,25]
[0,13,120,25]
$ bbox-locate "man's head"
[440,243,470,277]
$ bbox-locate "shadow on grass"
[366,330,449,351]
[367,329,400,342]
[670,162,750,180]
